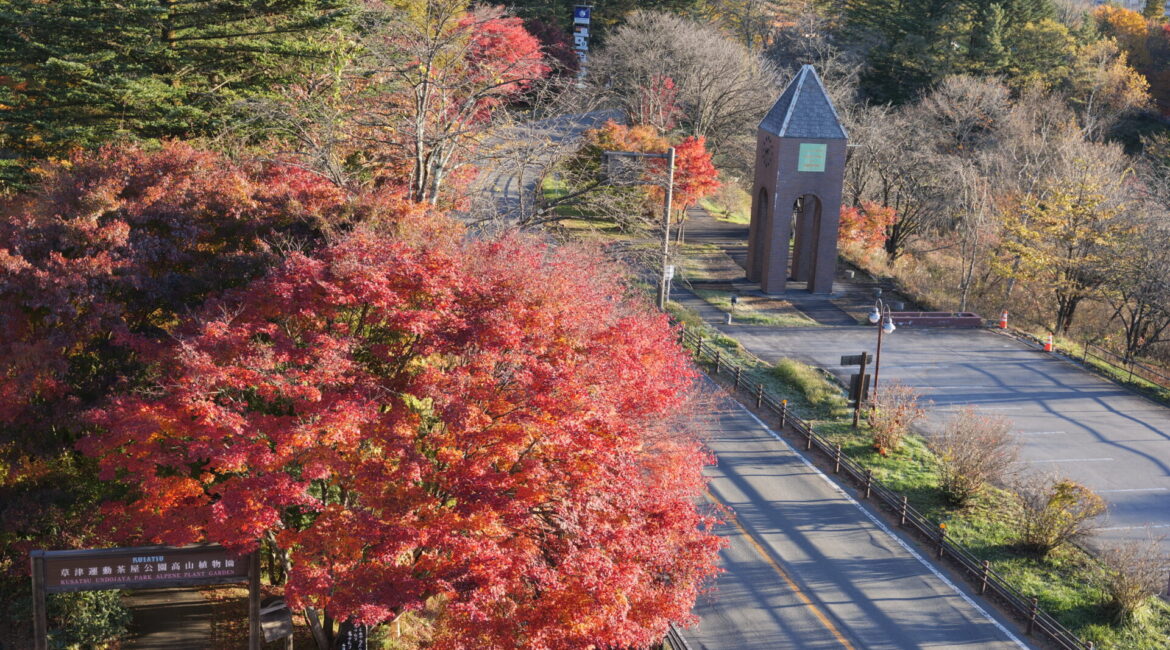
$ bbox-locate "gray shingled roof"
[759,65,847,140]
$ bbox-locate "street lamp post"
[603,147,676,310]
[868,297,896,403]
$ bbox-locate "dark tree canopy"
[0,0,353,188]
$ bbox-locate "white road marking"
[939,406,1025,411]
[1015,457,1114,463]
[734,405,1030,649]
[1099,524,1170,531]
[1097,488,1169,493]
[1014,431,1066,436]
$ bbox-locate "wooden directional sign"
[849,373,871,403]
[841,354,866,366]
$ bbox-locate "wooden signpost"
[30,544,269,650]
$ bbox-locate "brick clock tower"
[746,65,848,294]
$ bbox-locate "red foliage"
[635,75,681,132]
[365,4,549,203]
[673,135,721,210]
[0,141,351,448]
[523,18,580,78]
[80,215,722,647]
[838,201,897,250]
[583,121,720,213]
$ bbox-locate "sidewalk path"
[123,587,212,649]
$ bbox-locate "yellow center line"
[706,489,856,650]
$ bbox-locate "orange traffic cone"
[1044,333,1053,352]
[999,311,1008,329]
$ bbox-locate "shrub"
[667,301,704,330]
[928,407,1019,506]
[867,382,926,453]
[772,358,847,417]
[1,585,131,648]
[1013,474,1106,557]
[1095,537,1168,624]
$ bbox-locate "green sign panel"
[797,143,827,172]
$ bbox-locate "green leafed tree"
[0,0,353,189]
[1144,0,1164,20]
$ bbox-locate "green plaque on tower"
[797,143,827,172]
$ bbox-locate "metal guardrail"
[679,327,1095,650]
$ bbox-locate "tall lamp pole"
[868,297,896,403]
[603,147,676,310]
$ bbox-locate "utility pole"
[603,147,676,310]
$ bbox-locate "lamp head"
[882,317,896,334]
[868,307,881,324]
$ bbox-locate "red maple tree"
[838,201,898,251]
[0,141,354,450]
[80,212,722,647]
[581,120,720,232]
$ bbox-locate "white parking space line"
[937,404,1025,410]
[1015,457,1114,463]
[1097,488,1169,493]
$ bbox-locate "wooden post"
[714,349,721,374]
[853,351,868,428]
[697,334,703,354]
[980,560,990,595]
[863,469,872,499]
[249,551,261,650]
[833,443,842,474]
[735,366,742,391]
[805,425,813,450]
[31,551,47,650]
[900,495,908,526]
[779,400,787,429]
[756,384,763,409]
[936,524,946,559]
[1026,597,1038,635]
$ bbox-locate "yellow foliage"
[1094,5,1152,66]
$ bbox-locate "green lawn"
[691,289,818,327]
[699,197,749,224]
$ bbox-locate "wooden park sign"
[30,544,270,650]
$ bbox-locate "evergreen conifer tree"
[1143,0,1164,20]
[0,0,352,188]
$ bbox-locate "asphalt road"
[687,396,1028,649]
[470,109,619,222]
[720,324,1170,551]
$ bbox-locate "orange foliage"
[839,202,897,250]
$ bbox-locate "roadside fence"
[999,325,1170,395]
[679,326,1095,650]
[1079,342,1170,391]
